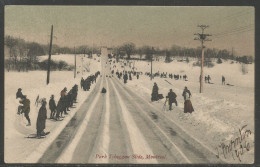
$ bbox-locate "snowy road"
[37,74,224,164]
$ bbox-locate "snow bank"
[113,58,254,163]
[4,55,101,163]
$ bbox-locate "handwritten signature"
[215,125,252,162]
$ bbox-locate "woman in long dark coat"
[183,87,194,113]
[37,99,47,138]
[151,82,159,101]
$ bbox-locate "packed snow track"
[37,74,224,164]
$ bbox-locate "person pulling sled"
[166,89,178,110]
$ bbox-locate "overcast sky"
[5,6,254,56]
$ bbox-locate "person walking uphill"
[151,82,159,101]
[167,89,178,110]
[19,95,31,126]
[49,95,56,119]
[182,87,194,113]
[222,76,225,85]
[123,73,128,84]
[36,99,47,138]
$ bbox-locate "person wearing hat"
[123,72,128,84]
[167,89,178,110]
[36,98,47,138]
[19,95,31,126]
[151,82,159,101]
[16,88,24,99]
[16,88,24,114]
[60,87,67,97]
[182,86,191,101]
[80,77,84,90]
[49,95,57,119]
[182,87,194,113]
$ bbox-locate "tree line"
[113,43,254,64]
[5,35,254,71]
[4,35,98,71]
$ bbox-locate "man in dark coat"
[123,73,128,84]
[129,73,132,80]
[16,88,24,99]
[208,75,211,83]
[167,89,178,110]
[63,93,70,114]
[80,77,84,89]
[151,82,159,101]
[19,95,31,126]
[36,99,47,138]
[72,84,78,103]
[49,95,56,119]
[222,76,225,85]
[120,72,122,79]
[16,88,24,114]
[56,98,63,120]
[86,79,91,91]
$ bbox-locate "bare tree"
[5,36,18,69]
[121,42,136,59]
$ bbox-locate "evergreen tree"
[165,51,172,63]
[217,57,222,64]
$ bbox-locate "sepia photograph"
[4,6,255,164]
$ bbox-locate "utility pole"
[150,47,154,80]
[74,47,76,78]
[194,25,211,93]
[46,25,53,85]
[92,42,94,58]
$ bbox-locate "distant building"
[101,47,108,56]
[101,47,113,56]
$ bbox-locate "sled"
[226,83,234,86]
[48,118,64,121]
[50,118,64,121]
[158,94,164,100]
[26,131,50,139]
[101,87,107,93]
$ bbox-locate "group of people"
[54,85,79,120]
[81,71,100,91]
[171,74,188,81]
[115,70,142,84]
[151,83,194,113]
[144,71,188,81]
[204,75,211,83]
[200,75,227,85]
[16,84,80,138]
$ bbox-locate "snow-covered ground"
[4,53,254,164]
[113,58,254,163]
[4,54,101,163]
